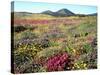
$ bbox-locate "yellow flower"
[73,49,76,53]
[74,63,78,66]
[77,65,80,69]
[83,64,87,67]
[72,67,74,69]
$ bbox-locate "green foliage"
[35,46,65,64]
[14,43,43,73]
[14,25,27,32]
[82,43,93,54]
[33,38,51,48]
[49,41,59,47]
[20,30,38,40]
[65,45,72,54]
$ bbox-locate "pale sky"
[12,1,97,14]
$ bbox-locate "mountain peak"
[42,8,75,17]
[58,8,70,11]
[57,8,75,15]
[41,10,54,15]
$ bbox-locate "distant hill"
[75,13,97,17]
[12,9,97,17]
[56,8,75,16]
[12,12,55,19]
[87,13,97,16]
[42,8,75,17]
[13,12,33,16]
[41,10,55,16]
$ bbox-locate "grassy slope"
[13,13,97,73]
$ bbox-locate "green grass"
[13,15,97,73]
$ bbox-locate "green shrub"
[20,30,38,40]
[82,43,93,54]
[14,25,27,32]
[49,41,59,47]
[35,46,64,64]
[33,38,50,48]
[14,43,43,73]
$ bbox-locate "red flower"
[45,52,69,71]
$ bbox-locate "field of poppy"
[12,12,97,73]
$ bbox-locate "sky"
[12,1,97,14]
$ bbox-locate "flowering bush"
[45,52,69,71]
[14,42,43,73]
